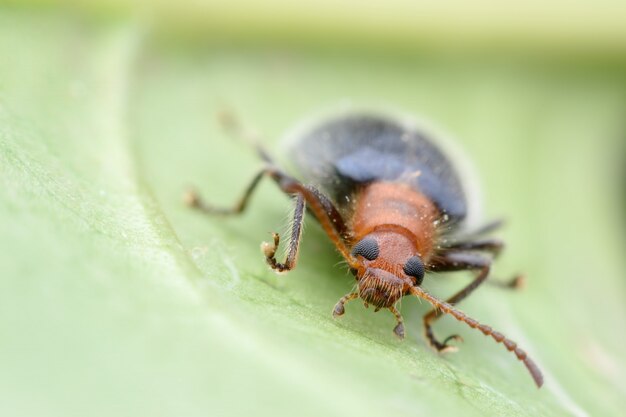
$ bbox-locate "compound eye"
[351,237,379,261]
[403,256,425,285]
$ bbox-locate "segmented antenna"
[410,286,544,387]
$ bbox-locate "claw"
[443,334,464,345]
[437,334,464,353]
[333,302,345,318]
[261,241,275,259]
[333,293,358,319]
[183,189,200,207]
[262,232,289,272]
[261,232,279,258]
[393,322,405,339]
[388,305,405,340]
[509,274,526,289]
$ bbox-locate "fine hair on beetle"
[185,109,544,388]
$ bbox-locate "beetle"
[186,111,544,388]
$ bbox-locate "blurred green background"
[1,1,625,417]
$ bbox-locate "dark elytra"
[290,114,468,225]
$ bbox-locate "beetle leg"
[188,108,353,262]
[215,108,276,165]
[332,292,358,317]
[423,252,491,352]
[272,176,355,266]
[185,168,268,215]
[261,194,305,273]
[187,164,356,270]
[435,243,524,289]
[388,305,405,339]
[265,175,356,269]
[440,238,505,257]
[489,274,526,289]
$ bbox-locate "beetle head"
[350,230,425,310]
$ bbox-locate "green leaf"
[1,8,625,417]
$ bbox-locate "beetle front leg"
[262,194,305,273]
[389,305,405,339]
[332,292,358,317]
